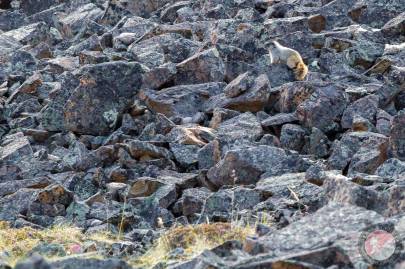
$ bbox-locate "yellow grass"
[0,221,118,267]
[131,222,256,268]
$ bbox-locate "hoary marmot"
[269,41,308,81]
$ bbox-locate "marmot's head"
[294,62,308,81]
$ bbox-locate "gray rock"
[390,110,405,161]
[255,203,385,266]
[261,113,298,128]
[375,158,405,180]
[198,140,221,170]
[14,254,51,269]
[169,143,199,168]
[348,0,404,28]
[297,84,348,132]
[328,132,389,172]
[64,61,146,135]
[256,173,324,211]
[280,124,307,152]
[341,94,379,129]
[308,127,330,158]
[215,112,263,147]
[206,74,271,113]
[0,132,32,162]
[57,3,103,37]
[175,48,225,84]
[207,145,304,188]
[143,82,224,118]
[2,22,49,46]
[323,174,383,212]
[50,257,132,269]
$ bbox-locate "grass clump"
[132,222,256,268]
[0,221,118,267]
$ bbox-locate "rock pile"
[0,0,404,268]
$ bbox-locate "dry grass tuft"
[0,221,118,267]
[132,222,256,268]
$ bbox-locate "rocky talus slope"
[0,0,404,268]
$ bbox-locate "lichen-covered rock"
[175,48,225,85]
[296,84,348,132]
[390,110,405,161]
[280,124,307,152]
[255,203,385,266]
[206,74,271,113]
[0,132,32,162]
[256,173,324,211]
[215,112,263,147]
[1,0,405,266]
[2,22,49,46]
[376,158,405,180]
[341,94,379,129]
[328,132,389,173]
[64,61,146,135]
[27,184,74,226]
[207,145,304,188]
[143,82,224,118]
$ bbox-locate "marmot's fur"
[269,41,308,81]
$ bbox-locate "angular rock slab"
[207,145,304,188]
[64,61,146,135]
[390,110,405,161]
[256,203,385,267]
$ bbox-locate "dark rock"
[390,110,405,161]
[254,203,385,266]
[27,184,74,226]
[280,124,307,152]
[376,158,405,180]
[328,132,389,173]
[50,257,132,269]
[41,72,80,132]
[207,145,304,188]
[341,94,379,129]
[0,132,33,162]
[176,187,210,217]
[64,61,146,135]
[143,82,224,118]
[175,48,225,84]
[206,74,271,113]
[14,254,51,269]
[296,84,348,133]
[0,188,37,222]
[256,173,324,211]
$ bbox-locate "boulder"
[64,61,146,135]
[207,145,305,188]
[297,84,348,132]
[390,110,405,161]
[143,82,224,118]
[175,48,225,85]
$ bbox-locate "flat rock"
[207,145,304,188]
